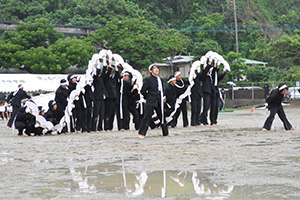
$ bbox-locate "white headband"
[18,85,23,89]
[279,84,288,91]
[148,64,154,71]
[60,82,68,86]
[174,71,181,77]
[52,101,57,106]
[123,72,129,76]
[70,75,77,80]
[168,77,176,83]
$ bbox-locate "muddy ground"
[0,104,300,199]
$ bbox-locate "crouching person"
[15,107,36,136]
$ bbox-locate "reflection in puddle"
[40,159,234,199]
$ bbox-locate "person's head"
[38,106,45,116]
[278,83,288,95]
[60,79,68,89]
[122,72,130,82]
[174,71,182,80]
[0,102,3,106]
[168,76,176,86]
[149,65,159,76]
[18,84,24,90]
[67,74,77,84]
[221,88,225,92]
[48,100,57,111]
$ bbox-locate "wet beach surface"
[0,105,300,199]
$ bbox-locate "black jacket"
[212,68,225,90]
[44,108,59,125]
[93,69,108,100]
[191,71,206,100]
[201,65,215,95]
[266,89,284,109]
[116,79,132,106]
[103,67,119,99]
[165,84,177,109]
[174,79,189,98]
[55,86,69,112]
[15,107,36,127]
[141,75,164,107]
[7,90,31,107]
[68,82,77,94]
[81,85,95,108]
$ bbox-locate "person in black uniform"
[199,60,214,126]
[116,72,131,131]
[14,106,36,136]
[262,84,296,131]
[44,100,59,126]
[165,76,177,127]
[67,74,78,133]
[92,67,108,132]
[6,84,31,129]
[103,64,119,131]
[128,83,141,130]
[190,69,206,127]
[211,61,226,126]
[55,79,69,122]
[76,84,94,133]
[138,65,170,139]
[173,71,189,127]
[264,81,270,99]
[34,106,47,136]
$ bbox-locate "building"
[241,58,268,67]
[146,55,194,78]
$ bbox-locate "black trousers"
[116,103,130,130]
[191,98,201,126]
[138,104,167,136]
[77,106,91,132]
[172,99,189,127]
[92,100,105,131]
[200,92,218,125]
[7,105,20,127]
[104,98,116,131]
[263,106,292,130]
[15,121,26,135]
[129,104,141,130]
[211,91,219,125]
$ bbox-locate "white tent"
[0,74,69,93]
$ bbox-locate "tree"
[251,31,300,68]
[224,51,248,81]
[246,65,271,82]
[87,18,188,69]
[2,18,64,50]
[0,19,96,73]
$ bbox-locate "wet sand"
[0,104,300,199]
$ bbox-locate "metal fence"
[218,81,300,100]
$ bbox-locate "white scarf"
[157,76,164,123]
[214,71,218,86]
[120,79,124,119]
[175,79,185,89]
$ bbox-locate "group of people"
[0,102,12,120]
[3,58,295,137]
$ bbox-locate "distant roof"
[241,58,268,65]
[164,55,194,64]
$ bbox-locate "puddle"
[33,161,233,199]
[30,159,300,199]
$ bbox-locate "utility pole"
[233,0,239,53]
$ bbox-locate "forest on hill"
[0,0,299,82]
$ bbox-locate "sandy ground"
[0,104,300,199]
